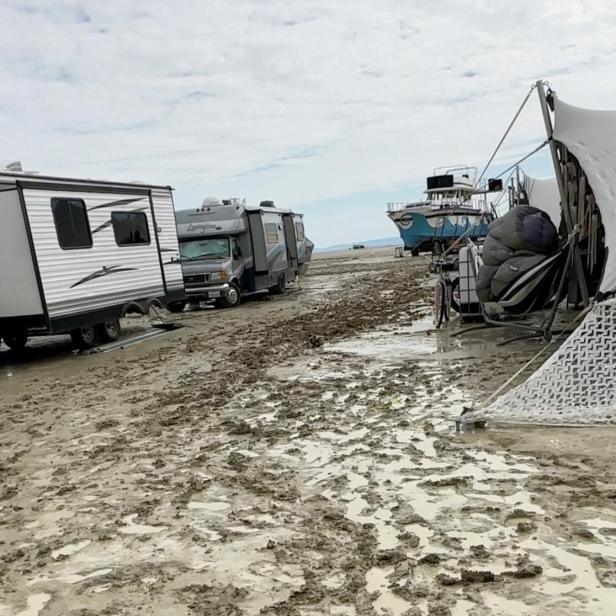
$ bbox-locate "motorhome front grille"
[184,274,208,285]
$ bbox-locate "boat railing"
[387,200,431,212]
[387,202,410,212]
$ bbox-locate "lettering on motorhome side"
[186,223,222,232]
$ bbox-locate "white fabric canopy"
[553,97,616,294]
[521,172,561,229]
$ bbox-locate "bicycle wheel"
[449,276,461,314]
[434,279,447,328]
[443,277,452,323]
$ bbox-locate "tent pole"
[540,234,576,337]
[536,79,590,306]
[509,176,515,210]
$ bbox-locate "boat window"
[51,198,92,249]
[295,222,305,241]
[265,222,279,243]
[111,211,151,246]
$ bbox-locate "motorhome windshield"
[179,237,230,261]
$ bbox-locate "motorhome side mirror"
[232,246,241,259]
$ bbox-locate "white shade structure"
[553,97,616,294]
[473,89,616,426]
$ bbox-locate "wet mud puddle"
[257,322,616,615]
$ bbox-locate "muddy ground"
[1,247,616,616]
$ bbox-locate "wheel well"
[121,302,145,316]
[149,298,163,312]
[121,298,161,317]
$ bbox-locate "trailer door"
[247,210,268,273]
[282,214,298,268]
[0,188,44,318]
[150,187,184,303]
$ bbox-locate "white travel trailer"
[174,198,313,309]
[0,171,185,349]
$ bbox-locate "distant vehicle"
[173,198,313,310]
[352,244,366,250]
[0,170,184,350]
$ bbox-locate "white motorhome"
[0,171,184,349]
[173,198,313,310]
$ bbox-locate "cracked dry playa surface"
[2,248,616,616]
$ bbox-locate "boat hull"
[388,209,490,252]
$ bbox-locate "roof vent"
[201,197,223,208]
[2,160,23,172]
[224,197,246,206]
[260,200,275,208]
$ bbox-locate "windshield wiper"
[180,255,211,262]
[181,255,227,261]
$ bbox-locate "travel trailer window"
[265,223,279,243]
[51,198,92,249]
[111,211,150,246]
[295,222,305,241]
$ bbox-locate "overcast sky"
[1,1,615,247]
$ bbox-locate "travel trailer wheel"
[2,332,28,351]
[218,283,241,308]
[167,300,187,313]
[70,326,97,349]
[95,319,122,343]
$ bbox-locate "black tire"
[450,277,461,314]
[411,248,420,257]
[2,332,28,351]
[95,319,121,343]
[70,325,97,349]
[167,300,187,313]
[218,283,241,308]
[269,273,286,295]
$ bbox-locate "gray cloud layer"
[1,0,615,244]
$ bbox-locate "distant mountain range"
[316,236,403,253]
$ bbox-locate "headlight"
[210,271,228,282]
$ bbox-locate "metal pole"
[515,165,521,207]
[509,176,514,210]
[537,81,570,229]
[536,80,589,306]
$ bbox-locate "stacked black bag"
[476,206,559,303]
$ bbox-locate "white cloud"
[1,0,616,246]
